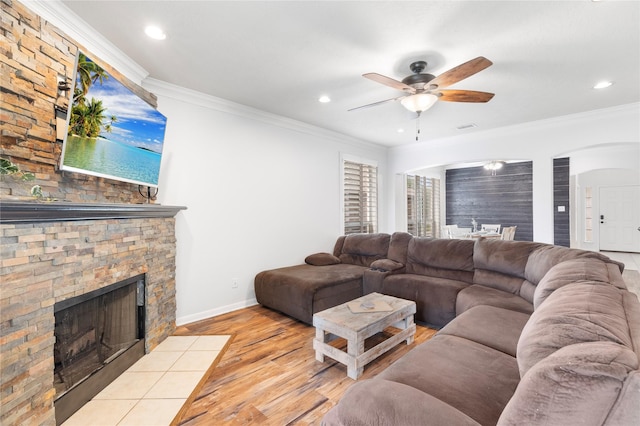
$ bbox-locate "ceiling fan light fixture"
[400,93,438,113]
[484,160,506,176]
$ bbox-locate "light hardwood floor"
[172,305,437,425]
[171,264,640,425]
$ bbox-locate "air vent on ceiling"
[456,123,478,130]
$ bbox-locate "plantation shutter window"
[407,175,441,237]
[344,160,378,235]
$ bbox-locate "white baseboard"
[176,298,258,326]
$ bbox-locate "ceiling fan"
[350,56,494,115]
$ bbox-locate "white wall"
[145,80,387,324]
[570,143,640,176]
[387,104,640,243]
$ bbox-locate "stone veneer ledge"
[0,204,185,425]
[0,201,187,223]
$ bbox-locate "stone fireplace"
[0,202,185,426]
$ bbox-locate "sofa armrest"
[322,379,480,426]
[370,258,404,272]
[363,266,405,294]
[363,269,386,294]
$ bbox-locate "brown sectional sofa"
[254,232,639,424]
[322,234,640,425]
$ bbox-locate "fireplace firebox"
[53,274,146,425]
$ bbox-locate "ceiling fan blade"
[348,95,407,111]
[428,56,493,89]
[363,73,415,93]
[438,90,495,103]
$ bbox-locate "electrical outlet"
[232,278,238,289]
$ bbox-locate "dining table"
[468,231,502,239]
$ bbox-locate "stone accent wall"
[0,216,177,425]
[1,4,179,423]
[1,0,157,203]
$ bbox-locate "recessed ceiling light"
[145,26,166,40]
[593,81,613,89]
[318,95,331,103]
[397,128,405,133]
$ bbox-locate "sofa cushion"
[623,289,640,354]
[332,235,346,257]
[305,252,341,266]
[472,239,544,303]
[473,239,543,279]
[382,274,468,327]
[523,244,624,286]
[604,371,640,426]
[438,305,530,357]
[533,258,615,309]
[498,342,638,426]
[456,285,533,317]
[406,237,475,282]
[338,233,390,267]
[322,379,481,426]
[377,334,520,426]
[386,231,413,263]
[517,282,632,377]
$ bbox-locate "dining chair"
[456,227,472,238]
[481,224,501,233]
[442,225,459,238]
[501,226,517,240]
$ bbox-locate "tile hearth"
[62,335,230,426]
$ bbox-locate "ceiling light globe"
[484,161,505,170]
[400,93,438,113]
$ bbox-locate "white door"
[599,185,640,253]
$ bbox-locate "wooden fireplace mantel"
[0,200,187,224]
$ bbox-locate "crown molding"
[22,0,149,84]
[393,102,640,152]
[144,78,387,152]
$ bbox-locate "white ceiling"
[60,1,640,147]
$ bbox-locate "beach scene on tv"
[61,52,167,187]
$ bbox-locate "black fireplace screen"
[53,276,144,398]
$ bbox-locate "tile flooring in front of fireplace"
[62,335,231,426]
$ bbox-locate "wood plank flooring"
[171,305,437,425]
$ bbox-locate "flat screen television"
[59,51,167,188]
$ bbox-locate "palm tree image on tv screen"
[61,52,167,187]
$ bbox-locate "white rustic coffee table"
[312,292,416,379]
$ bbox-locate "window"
[343,160,378,234]
[584,186,593,242]
[407,175,440,237]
